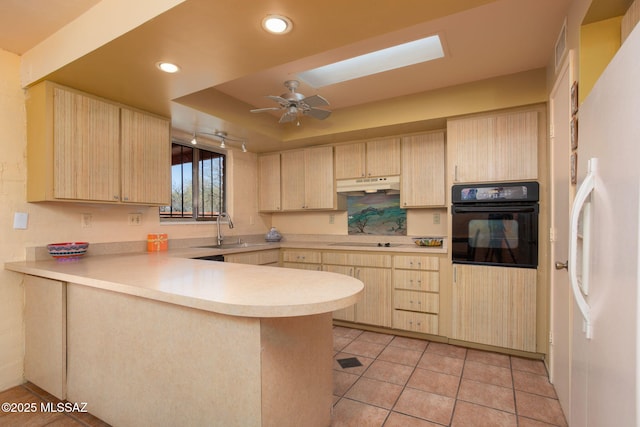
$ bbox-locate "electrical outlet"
[433,213,441,225]
[128,213,142,226]
[81,213,92,228]
[329,214,335,224]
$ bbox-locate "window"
[160,142,226,220]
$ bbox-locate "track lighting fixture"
[189,130,247,152]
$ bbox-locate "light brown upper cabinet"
[258,152,282,212]
[281,146,338,211]
[400,132,446,207]
[120,109,171,205]
[334,138,401,179]
[26,81,170,206]
[447,109,539,183]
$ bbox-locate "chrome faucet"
[216,212,234,246]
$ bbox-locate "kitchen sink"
[195,242,273,250]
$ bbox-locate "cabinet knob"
[113,196,119,200]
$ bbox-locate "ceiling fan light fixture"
[156,61,180,73]
[262,15,292,34]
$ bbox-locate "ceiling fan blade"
[304,108,331,120]
[266,95,290,106]
[279,109,298,123]
[250,107,282,113]
[302,94,329,108]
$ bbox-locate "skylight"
[297,35,444,88]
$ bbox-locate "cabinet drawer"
[393,310,438,335]
[282,250,321,264]
[394,290,439,314]
[282,262,322,271]
[393,255,439,270]
[225,249,280,265]
[393,270,439,292]
[322,252,391,268]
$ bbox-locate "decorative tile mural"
[347,193,406,235]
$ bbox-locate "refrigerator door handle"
[569,157,597,339]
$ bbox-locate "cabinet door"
[494,111,538,180]
[401,132,445,207]
[452,264,536,352]
[324,265,356,321]
[448,115,495,183]
[366,138,400,177]
[258,153,281,211]
[304,146,335,209]
[354,267,392,327]
[53,87,120,202]
[334,143,365,179]
[281,150,306,210]
[448,110,538,183]
[120,109,171,205]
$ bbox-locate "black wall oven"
[451,182,539,269]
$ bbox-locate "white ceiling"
[0,0,631,152]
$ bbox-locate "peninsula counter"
[5,253,364,427]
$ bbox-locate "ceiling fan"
[250,80,331,124]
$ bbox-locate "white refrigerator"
[569,25,640,426]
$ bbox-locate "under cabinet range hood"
[336,176,400,194]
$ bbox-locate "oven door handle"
[452,206,537,213]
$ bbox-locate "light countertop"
[5,252,364,318]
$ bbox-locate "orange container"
[147,233,168,252]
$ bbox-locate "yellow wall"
[579,16,623,103]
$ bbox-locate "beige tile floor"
[0,327,567,426]
[332,326,568,426]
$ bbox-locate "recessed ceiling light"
[262,15,292,34]
[156,62,180,73]
[298,34,445,87]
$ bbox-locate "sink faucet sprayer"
[216,212,234,246]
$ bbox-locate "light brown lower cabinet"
[324,265,356,322]
[452,264,536,352]
[392,255,441,335]
[323,252,392,328]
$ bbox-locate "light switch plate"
[433,213,441,225]
[13,212,28,229]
